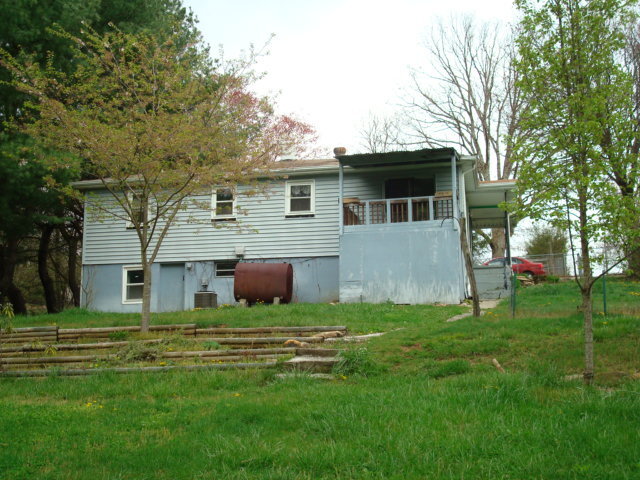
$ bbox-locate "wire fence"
[525,253,567,276]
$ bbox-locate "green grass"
[8,302,466,333]
[1,279,639,479]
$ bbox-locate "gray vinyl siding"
[83,173,341,265]
[82,166,456,265]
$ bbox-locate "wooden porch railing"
[343,196,453,226]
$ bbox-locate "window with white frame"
[122,266,144,303]
[211,187,236,221]
[285,180,315,216]
[125,191,146,229]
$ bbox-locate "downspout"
[451,151,463,300]
[505,192,514,313]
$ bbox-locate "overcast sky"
[184,0,516,156]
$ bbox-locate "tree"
[403,17,525,258]
[616,21,640,278]
[358,112,403,153]
[525,224,568,256]
[513,0,640,384]
[0,0,202,313]
[0,136,77,313]
[1,27,313,330]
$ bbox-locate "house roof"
[336,148,458,168]
[465,178,517,229]
[273,158,338,174]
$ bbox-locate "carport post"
[451,152,458,228]
[505,204,516,317]
[339,163,344,235]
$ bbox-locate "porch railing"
[343,196,453,226]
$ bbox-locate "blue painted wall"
[339,221,466,304]
[81,256,339,312]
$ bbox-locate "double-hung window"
[125,191,147,229]
[285,180,315,216]
[212,187,236,221]
[122,266,144,303]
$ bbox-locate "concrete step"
[283,355,339,373]
[295,347,340,357]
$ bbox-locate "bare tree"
[614,21,640,278]
[404,17,525,257]
[358,112,403,153]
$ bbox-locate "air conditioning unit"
[194,292,217,309]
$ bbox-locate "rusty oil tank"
[233,262,293,304]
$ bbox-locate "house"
[76,148,515,312]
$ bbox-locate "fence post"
[510,271,517,318]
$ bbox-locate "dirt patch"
[400,344,423,352]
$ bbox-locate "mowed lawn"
[1,279,639,479]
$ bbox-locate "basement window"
[215,261,238,278]
[122,266,144,304]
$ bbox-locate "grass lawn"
[1,279,639,479]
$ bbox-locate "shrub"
[333,346,382,377]
[0,301,14,333]
[203,341,222,350]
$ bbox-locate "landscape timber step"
[295,348,340,357]
[0,361,277,377]
[195,326,347,337]
[205,336,325,347]
[0,347,297,369]
[0,339,167,355]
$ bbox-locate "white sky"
[184,0,516,156]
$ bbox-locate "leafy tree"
[513,0,640,384]
[2,27,313,330]
[525,224,567,256]
[0,135,77,313]
[0,0,200,313]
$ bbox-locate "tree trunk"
[6,283,27,315]
[490,228,507,258]
[626,242,640,280]
[578,190,594,385]
[38,224,61,314]
[67,235,80,307]
[141,261,152,332]
[0,238,26,314]
[460,219,481,317]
